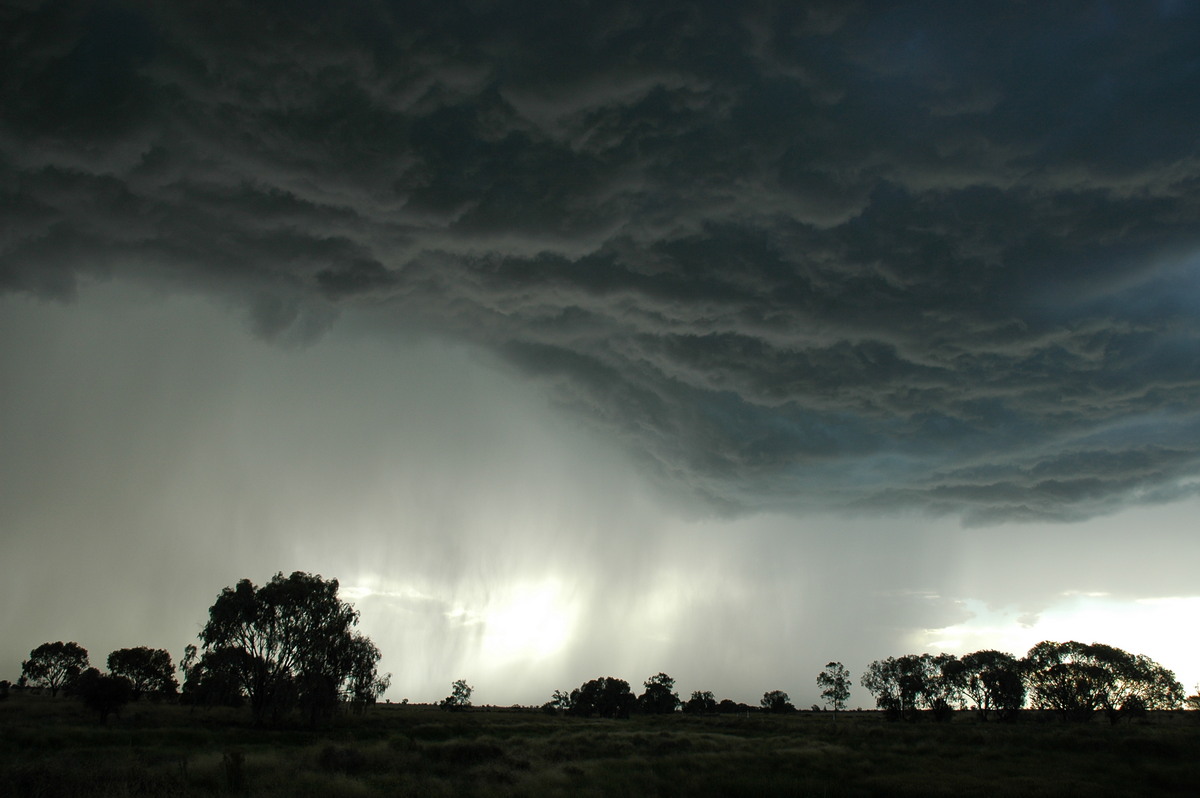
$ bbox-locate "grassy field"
[3,694,1199,797]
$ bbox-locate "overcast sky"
[3,1,1199,707]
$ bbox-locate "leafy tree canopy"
[683,690,717,714]
[107,647,178,699]
[1023,641,1183,722]
[179,645,246,709]
[568,677,635,718]
[198,571,385,725]
[861,653,964,721]
[21,641,89,697]
[816,662,851,714]
[440,679,473,711]
[761,690,794,714]
[959,649,1024,722]
[637,672,681,714]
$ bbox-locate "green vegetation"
[3,692,1199,797]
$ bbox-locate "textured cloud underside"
[4,1,1199,521]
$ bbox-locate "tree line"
[532,644,1189,725]
[6,570,1196,727]
[6,571,389,725]
[859,643,1186,723]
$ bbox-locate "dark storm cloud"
[4,0,1200,519]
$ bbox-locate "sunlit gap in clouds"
[465,579,578,665]
[345,577,578,664]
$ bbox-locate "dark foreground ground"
[3,695,1199,797]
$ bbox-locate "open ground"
[3,694,1199,797]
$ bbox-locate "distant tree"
[542,689,572,714]
[107,647,178,700]
[816,662,851,717]
[552,688,573,710]
[0,680,10,700]
[199,571,382,725]
[1023,641,1183,723]
[761,690,794,713]
[960,650,1025,722]
[440,679,473,711]
[74,668,135,724]
[637,672,681,714]
[683,690,717,714]
[568,677,635,718]
[21,642,89,697]
[1186,686,1200,712]
[717,698,753,714]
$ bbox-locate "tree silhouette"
[924,654,966,721]
[816,662,851,717]
[440,679,473,711]
[761,690,794,713]
[862,653,963,721]
[637,672,681,714]
[1023,641,1183,722]
[568,677,635,718]
[75,668,134,724]
[179,647,246,709]
[960,650,1024,722]
[21,641,89,697]
[107,647,178,700]
[198,571,383,725]
[861,656,913,720]
[683,690,717,714]
[717,698,755,714]
[345,636,389,712]
[541,689,573,713]
[1023,641,1113,721]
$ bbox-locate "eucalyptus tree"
[761,689,795,713]
[1023,641,1183,722]
[684,690,718,714]
[107,647,177,699]
[440,679,473,710]
[1023,641,1110,721]
[638,672,681,714]
[861,653,964,721]
[959,649,1025,721]
[568,677,635,718]
[199,571,386,725]
[21,641,89,697]
[816,662,851,717]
